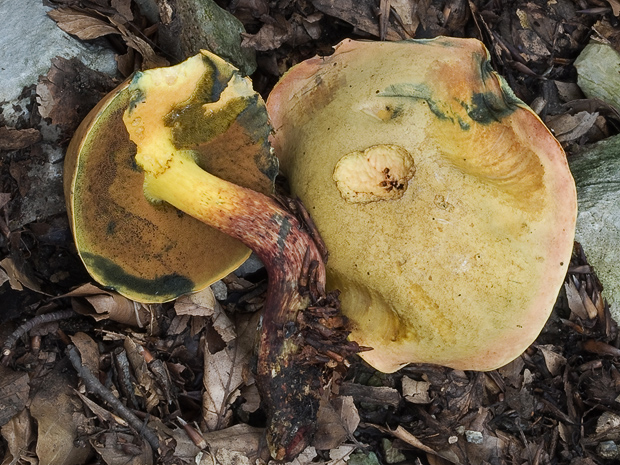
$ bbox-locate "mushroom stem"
[143,151,348,460]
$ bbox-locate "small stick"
[66,345,161,452]
[2,309,76,364]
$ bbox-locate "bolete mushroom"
[65,51,359,460]
[64,53,277,303]
[266,37,577,373]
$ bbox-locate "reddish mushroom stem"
[142,154,360,460]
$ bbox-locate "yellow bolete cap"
[266,37,577,372]
[64,52,277,303]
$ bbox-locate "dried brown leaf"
[203,424,264,457]
[0,366,30,426]
[0,256,44,293]
[109,18,168,69]
[386,425,436,455]
[313,399,348,450]
[606,0,620,16]
[333,395,360,435]
[36,57,118,133]
[545,111,599,143]
[537,345,566,377]
[0,267,8,288]
[70,332,100,376]
[30,368,92,465]
[285,446,318,465]
[241,20,293,52]
[0,409,34,465]
[175,287,218,317]
[564,280,589,320]
[578,285,599,319]
[75,390,120,424]
[402,376,432,404]
[0,192,10,210]
[64,283,152,327]
[239,384,261,415]
[391,0,418,36]
[312,0,402,40]
[124,337,164,412]
[583,339,620,357]
[0,127,41,151]
[47,7,119,40]
[111,0,134,22]
[328,445,357,465]
[91,431,153,465]
[202,330,252,430]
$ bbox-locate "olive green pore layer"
[81,252,195,300]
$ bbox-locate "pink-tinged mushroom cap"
[267,37,577,373]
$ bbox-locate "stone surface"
[0,0,118,228]
[569,135,620,321]
[0,0,117,106]
[158,0,256,76]
[574,43,620,111]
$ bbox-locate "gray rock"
[158,0,256,76]
[0,0,118,228]
[569,135,620,321]
[234,253,265,277]
[0,0,117,107]
[574,43,620,111]
[210,280,228,301]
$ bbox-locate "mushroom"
[65,51,359,460]
[64,53,277,303]
[266,37,577,373]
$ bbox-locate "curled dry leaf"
[545,111,600,143]
[241,18,293,52]
[285,446,318,465]
[64,283,153,327]
[582,339,620,357]
[175,287,236,342]
[175,287,219,317]
[564,279,591,320]
[329,445,357,465]
[48,6,167,70]
[606,0,620,17]
[312,0,403,40]
[47,7,119,40]
[0,256,44,293]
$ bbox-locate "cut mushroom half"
[267,37,578,373]
[64,52,276,303]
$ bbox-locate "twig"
[2,309,76,364]
[66,344,160,452]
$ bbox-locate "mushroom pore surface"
[267,37,577,373]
